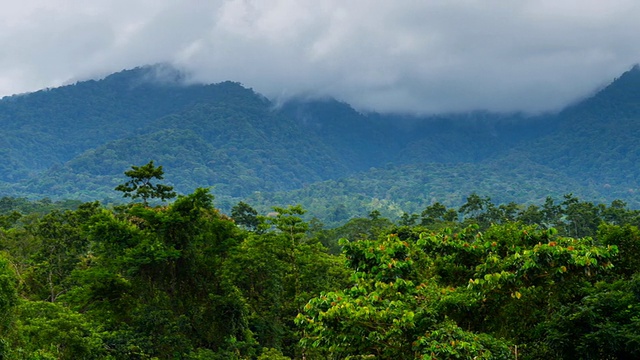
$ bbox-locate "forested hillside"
[1,64,640,222]
[506,65,640,190]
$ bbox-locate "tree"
[562,194,601,237]
[296,233,513,359]
[226,205,350,357]
[67,188,255,358]
[115,161,176,206]
[25,203,100,302]
[7,301,107,359]
[600,199,635,225]
[517,204,543,225]
[541,196,562,228]
[0,253,18,333]
[231,201,260,231]
[459,193,490,219]
[421,202,448,226]
[298,222,619,359]
[541,276,640,359]
[395,212,415,227]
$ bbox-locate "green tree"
[317,215,393,254]
[517,204,544,225]
[231,201,260,231]
[64,188,255,358]
[0,253,18,336]
[600,199,639,225]
[298,222,619,359]
[421,202,459,228]
[601,200,624,224]
[0,211,21,230]
[459,193,497,228]
[459,193,490,219]
[421,202,448,226]
[399,212,418,226]
[225,205,350,357]
[7,301,107,360]
[561,194,601,237]
[541,196,563,228]
[598,223,640,278]
[420,223,618,358]
[24,203,100,302]
[539,276,640,359]
[297,234,512,359]
[115,161,176,206]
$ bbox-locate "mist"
[2,1,640,114]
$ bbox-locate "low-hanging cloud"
[2,0,640,114]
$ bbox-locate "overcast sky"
[1,0,640,114]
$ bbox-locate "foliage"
[115,160,176,205]
[231,201,259,231]
[298,219,622,359]
[296,233,513,359]
[0,253,18,334]
[3,174,640,359]
[539,277,640,359]
[225,204,351,357]
[4,64,640,360]
[3,65,640,219]
[6,301,107,360]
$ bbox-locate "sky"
[1,0,640,114]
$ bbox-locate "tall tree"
[115,161,176,206]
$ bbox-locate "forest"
[2,64,640,221]
[1,162,640,359]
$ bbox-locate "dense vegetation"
[2,64,640,357]
[2,64,640,222]
[2,163,640,358]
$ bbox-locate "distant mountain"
[0,65,257,180]
[503,65,640,191]
[1,64,639,221]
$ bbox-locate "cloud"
[1,0,640,114]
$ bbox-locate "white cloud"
[1,0,640,113]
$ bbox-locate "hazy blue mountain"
[1,64,639,219]
[0,65,262,180]
[502,65,640,191]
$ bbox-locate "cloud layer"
[2,0,640,114]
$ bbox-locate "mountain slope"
[243,160,605,226]
[1,64,640,219]
[503,65,640,190]
[0,65,280,180]
[27,102,350,199]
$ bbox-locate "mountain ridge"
[1,64,639,221]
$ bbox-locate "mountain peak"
[99,63,187,88]
[594,64,640,101]
[562,64,640,117]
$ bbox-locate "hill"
[1,64,639,221]
[501,65,640,192]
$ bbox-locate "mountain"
[0,66,354,199]
[1,64,639,221]
[0,66,250,180]
[502,65,640,191]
